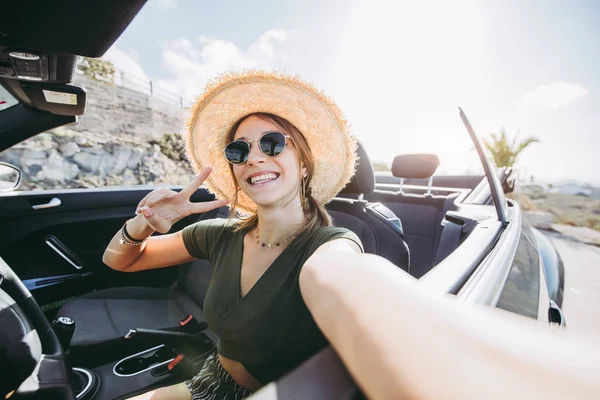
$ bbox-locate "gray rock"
[86,147,107,156]
[74,136,89,146]
[127,149,144,169]
[37,152,80,182]
[20,149,47,176]
[61,142,80,157]
[0,150,22,166]
[110,146,133,175]
[121,169,139,186]
[21,149,47,162]
[73,149,116,177]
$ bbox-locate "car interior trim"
[419,206,503,294]
[458,203,521,305]
[72,367,93,398]
[45,238,82,270]
[23,272,92,291]
[112,344,175,378]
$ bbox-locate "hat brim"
[185,70,357,214]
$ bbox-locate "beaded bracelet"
[119,221,148,246]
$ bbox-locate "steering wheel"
[0,257,75,399]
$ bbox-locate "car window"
[496,231,540,319]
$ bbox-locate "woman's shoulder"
[300,225,363,252]
[182,217,239,242]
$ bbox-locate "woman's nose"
[247,142,266,165]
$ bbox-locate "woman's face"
[232,115,304,209]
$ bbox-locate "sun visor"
[20,83,86,116]
[391,154,440,179]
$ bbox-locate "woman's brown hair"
[225,112,332,232]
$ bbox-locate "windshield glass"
[0,84,19,112]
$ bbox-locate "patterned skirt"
[184,351,253,400]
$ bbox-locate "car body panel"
[531,227,565,308]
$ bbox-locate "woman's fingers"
[188,199,230,215]
[136,191,154,213]
[138,206,170,233]
[136,188,173,214]
[179,167,213,199]
[134,167,221,229]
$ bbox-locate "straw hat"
[184,70,358,213]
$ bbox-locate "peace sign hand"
[135,167,229,234]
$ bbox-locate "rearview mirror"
[0,162,22,192]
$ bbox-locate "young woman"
[102,70,364,399]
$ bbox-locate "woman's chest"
[240,246,283,297]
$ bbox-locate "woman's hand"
[136,167,229,234]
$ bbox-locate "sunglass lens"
[260,132,286,157]
[225,141,250,164]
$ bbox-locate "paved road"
[544,231,600,337]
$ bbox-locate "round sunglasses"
[224,131,292,165]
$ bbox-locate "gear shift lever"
[52,316,76,352]
[51,316,98,399]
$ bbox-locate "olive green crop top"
[181,218,363,384]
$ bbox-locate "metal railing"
[114,68,191,108]
[78,65,191,108]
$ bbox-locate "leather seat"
[365,154,459,278]
[57,208,226,366]
[58,284,214,365]
[326,142,410,272]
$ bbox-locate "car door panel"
[0,186,216,306]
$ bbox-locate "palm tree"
[483,128,539,168]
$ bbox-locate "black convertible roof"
[0,0,147,57]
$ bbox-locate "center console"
[52,315,214,399]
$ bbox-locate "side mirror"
[0,162,22,192]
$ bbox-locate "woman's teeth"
[249,173,278,185]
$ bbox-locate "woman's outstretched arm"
[102,168,228,272]
[300,243,600,400]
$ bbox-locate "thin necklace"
[255,223,307,249]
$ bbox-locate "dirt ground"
[544,231,600,337]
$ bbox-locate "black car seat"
[365,154,459,278]
[58,207,226,366]
[326,142,410,272]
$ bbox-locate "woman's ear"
[301,165,308,178]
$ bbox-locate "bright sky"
[103,0,600,185]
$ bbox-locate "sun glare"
[325,0,485,175]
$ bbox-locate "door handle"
[32,197,62,210]
[45,235,83,270]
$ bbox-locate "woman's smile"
[246,171,281,186]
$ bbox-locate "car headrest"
[391,154,440,179]
[340,141,375,194]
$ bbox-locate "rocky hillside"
[0,127,195,191]
[515,184,600,231]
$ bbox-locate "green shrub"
[78,57,115,83]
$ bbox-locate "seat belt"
[433,218,463,265]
